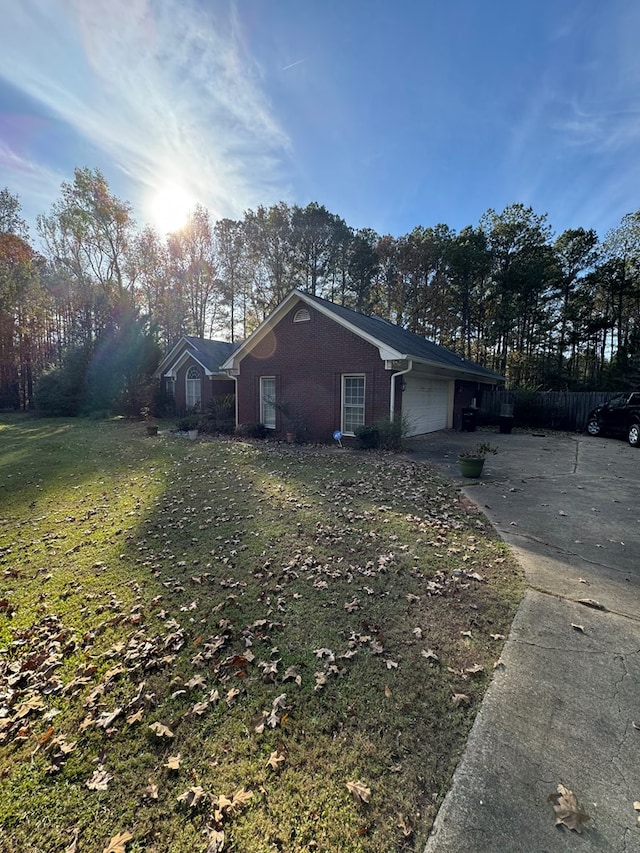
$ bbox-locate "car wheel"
[628,422,640,447]
[586,418,601,436]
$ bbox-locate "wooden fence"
[479,390,619,432]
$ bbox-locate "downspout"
[389,360,413,421]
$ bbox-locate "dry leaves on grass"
[86,765,113,791]
[548,783,590,833]
[102,830,133,853]
[177,785,207,808]
[346,780,371,803]
[148,721,174,738]
[266,750,286,770]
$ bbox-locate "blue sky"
[1,0,639,241]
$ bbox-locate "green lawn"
[0,416,523,853]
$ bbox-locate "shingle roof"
[183,336,239,372]
[302,292,504,382]
[155,335,240,378]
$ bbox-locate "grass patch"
[0,415,524,852]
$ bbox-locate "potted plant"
[141,406,158,436]
[176,413,201,440]
[458,441,497,478]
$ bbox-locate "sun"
[149,183,196,234]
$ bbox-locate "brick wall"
[236,302,393,443]
[170,358,235,415]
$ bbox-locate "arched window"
[293,308,311,323]
[185,365,201,409]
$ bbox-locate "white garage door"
[402,376,450,435]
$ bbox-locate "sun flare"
[149,183,195,234]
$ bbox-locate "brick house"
[220,290,503,442]
[154,336,238,415]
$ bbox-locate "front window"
[260,377,276,429]
[186,365,201,409]
[342,374,365,434]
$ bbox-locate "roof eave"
[399,354,504,383]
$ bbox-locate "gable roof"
[221,289,503,383]
[155,335,239,379]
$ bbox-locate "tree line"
[1,167,639,413]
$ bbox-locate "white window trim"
[260,376,277,429]
[185,365,201,409]
[341,374,366,435]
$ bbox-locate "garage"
[402,376,451,435]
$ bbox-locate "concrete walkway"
[408,430,640,853]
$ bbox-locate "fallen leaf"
[314,671,327,691]
[149,721,174,738]
[384,685,393,698]
[126,709,144,725]
[164,754,182,770]
[460,630,472,639]
[225,687,240,706]
[86,766,113,791]
[465,663,485,676]
[177,785,207,808]
[452,693,471,707]
[102,830,133,853]
[571,623,585,633]
[577,598,607,611]
[64,829,79,853]
[421,648,439,662]
[36,725,55,746]
[266,750,285,770]
[412,627,423,639]
[143,781,159,799]
[490,633,505,641]
[397,812,413,837]
[231,788,253,809]
[282,665,302,685]
[346,779,371,803]
[548,783,590,833]
[203,828,225,852]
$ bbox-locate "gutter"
[389,361,413,421]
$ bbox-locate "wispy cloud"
[0,140,67,226]
[0,0,291,226]
[281,59,305,72]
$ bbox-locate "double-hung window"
[342,374,365,434]
[185,365,201,409]
[260,377,276,429]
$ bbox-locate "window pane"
[186,367,201,408]
[342,376,365,433]
[261,377,276,429]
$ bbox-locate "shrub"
[354,425,379,449]
[235,422,267,439]
[35,346,91,416]
[176,414,201,431]
[205,394,236,435]
[355,416,411,451]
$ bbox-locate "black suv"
[586,391,640,446]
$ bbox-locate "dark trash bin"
[499,415,514,434]
[461,407,477,432]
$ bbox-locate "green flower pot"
[458,457,485,478]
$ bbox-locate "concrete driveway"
[408,430,639,618]
[407,430,640,852]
